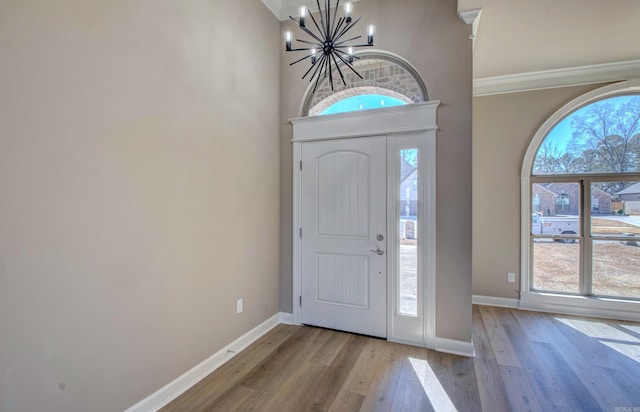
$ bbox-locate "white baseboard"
[279,312,294,325]
[472,295,520,309]
[125,312,284,412]
[434,337,475,358]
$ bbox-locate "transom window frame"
[521,80,640,321]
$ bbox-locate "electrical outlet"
[236,298,243,314]
[507,272,516,283]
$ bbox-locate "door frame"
[291,101,439,348]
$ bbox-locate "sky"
[544,95,638,152]
[321,94,406,115]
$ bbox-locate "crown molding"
[474,59,640,96]
[262,0,367,21]
[458,8,481,48]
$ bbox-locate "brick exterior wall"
[308,61,425,115]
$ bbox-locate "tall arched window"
[521,81,640,318]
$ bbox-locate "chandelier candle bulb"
[344,2,353,23]
[367,25,376,45]
[311,48,317,64]
[298,5,307,27]
[285,31,292,51]
[348,47,354,63]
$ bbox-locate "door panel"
[301,136,387,338]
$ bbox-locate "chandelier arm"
[327,53,334,91]
[312,57,328,93]
[296,39,323,47]
[325,0,330,37]
[289,53,316,66]
[300,21,326,44]
[334,15,363,42]
[331,0,341,38]
[336,44,372,48]
[331,17,345,40]
[334,52,364,79]
[330,52,347,86]
[304,53,327,81]
[315,0,328,38]
[334,35,362,46]
[306,11,326,43]
[334,49,362,61]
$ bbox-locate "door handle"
[369,248,385,255]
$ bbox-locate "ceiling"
[263,0,640,94]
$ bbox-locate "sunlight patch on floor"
[409,357,458,412]
[554,317,640,363]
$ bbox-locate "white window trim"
[520,79,640,322]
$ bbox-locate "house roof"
[616,181,640,195]
[400,157,416,182]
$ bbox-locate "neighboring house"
[399,157,418,238]
[399,157,418,217]
[540,182,612,216]
[617,182,640,214]
[617,181,640,201]
[532,183,557,216]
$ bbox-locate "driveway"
[597,215,640,227]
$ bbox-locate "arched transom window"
[303,51,428,116]
[522,82,640,316]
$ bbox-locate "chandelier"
[285,1,375,93]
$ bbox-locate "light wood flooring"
[161,305,640,411]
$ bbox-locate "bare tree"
[569,97,640,173]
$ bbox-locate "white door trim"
[291,101,439,348]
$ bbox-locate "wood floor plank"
[499,366,543,412]
[342,338,386,396]
[501,322,572,412]
[305,334,368,411]
[240,326,332,390]
[471,306,513,412]
[311,329,352,366]
[511,308,555,344]
[327,390,365,412]
[478,305,522,367]
[358,341,407,412]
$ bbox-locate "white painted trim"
[125,313,282,412]
[458,8,481,47]
[474,60,640,96]
[279,312,294,325]
[472,295,519,309]
[386,131,437,349]
[434,337,475,358]
[292,141,302,326]
[291,101,439,142]
[520,293,640,322]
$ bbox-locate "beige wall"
[473,0,640,78]
[0,1,280,411]
[472,83,610,299]
[279,0,474,342]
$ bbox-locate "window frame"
[521,80,640,320]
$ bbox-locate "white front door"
[300,136,387,338]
